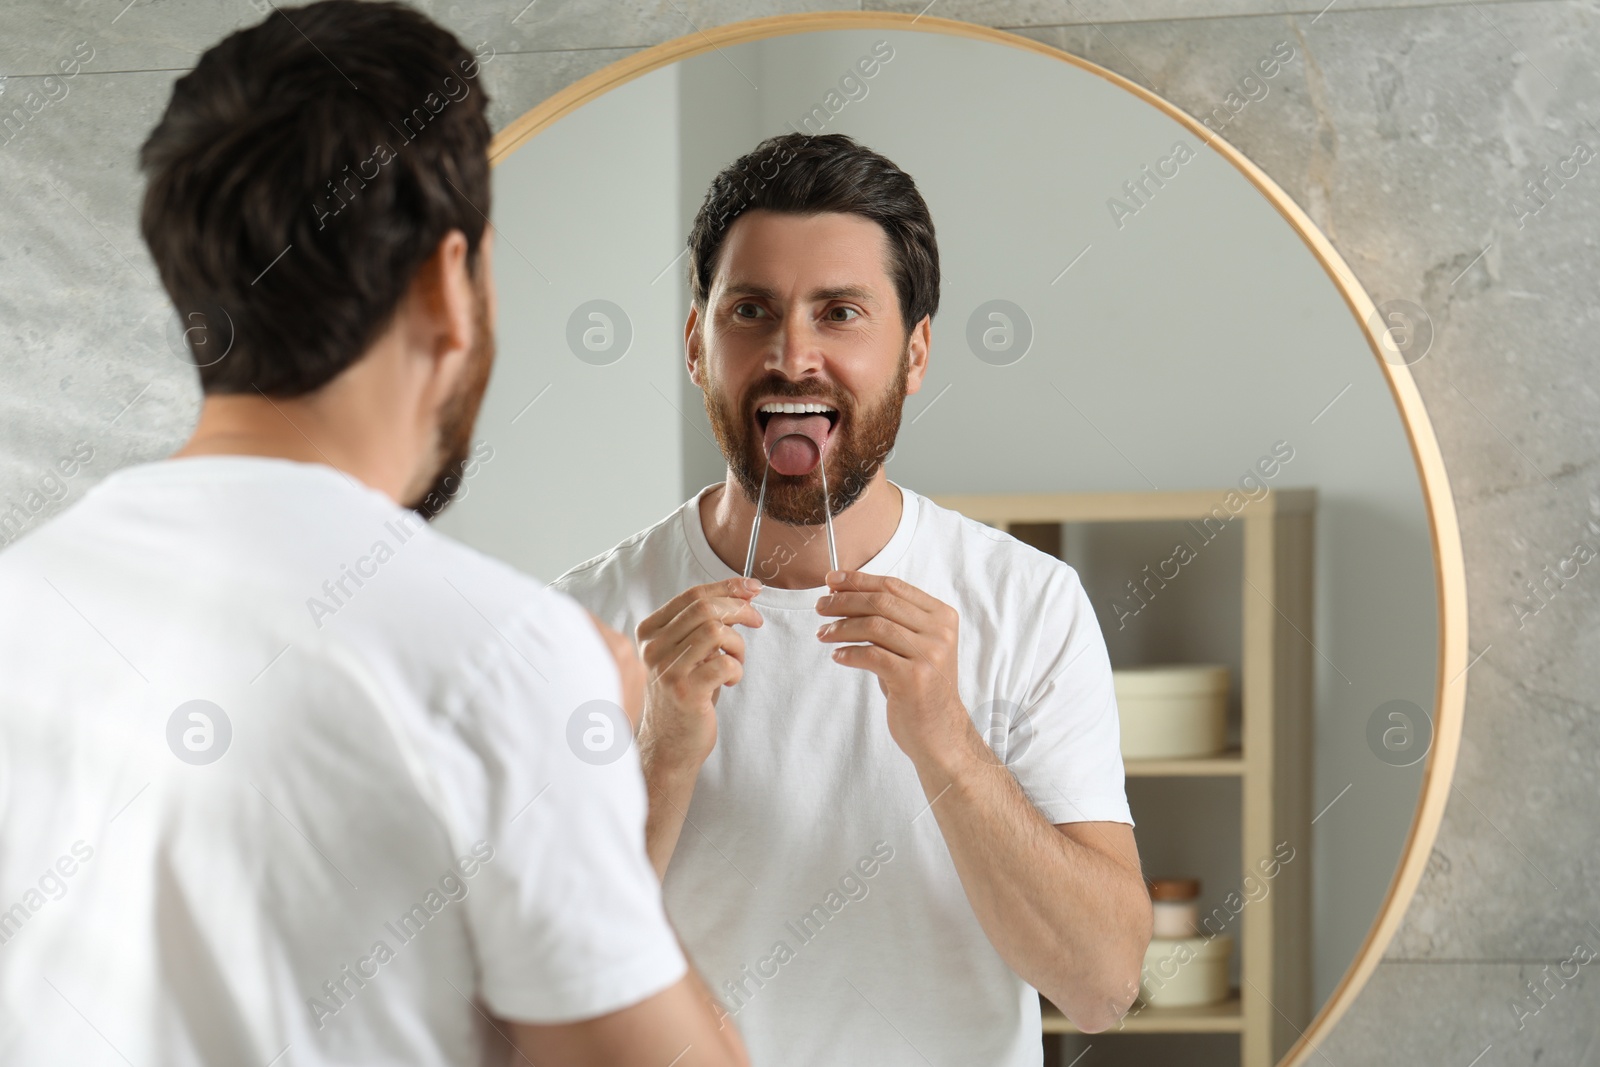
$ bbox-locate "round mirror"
[436,14,1466,1066]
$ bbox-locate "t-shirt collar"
[679,479,920,610]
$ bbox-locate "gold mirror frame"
[488,12,1468,1064]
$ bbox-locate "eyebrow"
[720,282,879,306]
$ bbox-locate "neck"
[171,388,429,507]
[700,468,903,589]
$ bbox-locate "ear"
[410,228,477,406]
[685,303,704,389]
[903,313,932,396]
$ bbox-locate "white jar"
[1139,934,1233,1008]
[1149,877,1201,938]
[1152,900,1201,939]
[1114,664,1230,759]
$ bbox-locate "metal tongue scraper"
[818,438,838,574]
[742,434,837,579]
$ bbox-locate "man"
[0,4,745,1066]
[553,132,1153,1065]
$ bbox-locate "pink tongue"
[763,414,829,476]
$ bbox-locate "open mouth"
[754,402,840,434]
[755,401,839,476]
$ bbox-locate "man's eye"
[827,306,860,322]
[733,302,763,319]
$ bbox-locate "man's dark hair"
[138,0,492,396]
[687,132,939,334]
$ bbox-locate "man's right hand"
[634,577,764,772]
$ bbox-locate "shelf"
[932,488,1316,525]
[1042,992,1244,1034]
[937,490,1315,1066]
[1124,748,1244,777]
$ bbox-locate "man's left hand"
[815,570,976,769]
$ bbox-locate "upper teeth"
[759,402,836,414]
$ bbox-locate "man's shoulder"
[407,520,585,627]
[363,526,617,713]
[416,518,540,589]
[289,507,585,674]
[909,488,1083,596]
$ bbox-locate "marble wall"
[2,1,1596,1063]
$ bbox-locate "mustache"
[740,376,853,415]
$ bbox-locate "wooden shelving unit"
[931,489,1316,1067]
[1125,748,1245,777]
[1043,992,1245,1034]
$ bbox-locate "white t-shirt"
[0,456,685,1067]
[553,482,1132,1067]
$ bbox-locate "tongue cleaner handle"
[742,456,771,580]
[818,440,838,575]
[743,435,836,580]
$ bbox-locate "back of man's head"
[138,0,492,397]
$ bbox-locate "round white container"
[1139,934,1233,1008]
[1151,899,1201,938]
[1114,664,1230,759]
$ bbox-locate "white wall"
[434,63,687,582]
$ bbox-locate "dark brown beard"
[409,276,495,521]
[702,347,908,527]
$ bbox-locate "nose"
[766,304,826,381]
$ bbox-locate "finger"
[654,595,763,654]
[686,650,743,691]
[829,642,899,676]
[651,618,747,676]
[816,615,921,660]
[637,578,762,640]
[637,583,760,647]
[814,589,929,631]
[825,570,945,614]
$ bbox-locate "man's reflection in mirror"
[553,132,1154,1065]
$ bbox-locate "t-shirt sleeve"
[1005,567,1134,827]
[441,590,686,1023]
[549,560,628,632]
